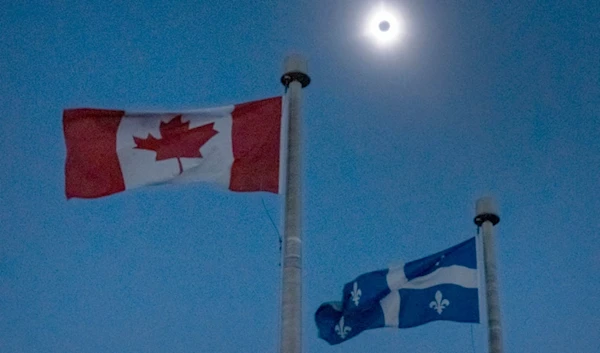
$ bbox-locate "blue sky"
[1,1,599,352]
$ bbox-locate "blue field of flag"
[315,237,480,345]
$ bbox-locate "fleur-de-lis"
[335,316,352,339]
[429,290,450,314]
[435,254,446,267]
[350,282,362,306]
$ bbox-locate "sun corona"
[364,4,405,47]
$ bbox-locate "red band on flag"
[63,109,126,199]
[230,97,282,193]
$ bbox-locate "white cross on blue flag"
[315,237,480,345]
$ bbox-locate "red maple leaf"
[133,115,219,174]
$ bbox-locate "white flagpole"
[279,55,310,353]
[474,197,503,353]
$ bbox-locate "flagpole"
[474,197,503,353]
[279,55,310,353]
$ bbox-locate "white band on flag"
[380,290,400,328]
[386,263,408,291]
[403,265,478,290]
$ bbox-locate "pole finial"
[281,54,311,88]
[474,196,500,226]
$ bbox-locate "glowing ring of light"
[364,4,405,47]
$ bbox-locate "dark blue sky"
[2,1,599,352]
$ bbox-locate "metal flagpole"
[279,55,310,353]
[474,197,503,353]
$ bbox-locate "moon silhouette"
[379,21,390,32]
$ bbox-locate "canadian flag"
[63,97,282,199]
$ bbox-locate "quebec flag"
[315,237,479,345]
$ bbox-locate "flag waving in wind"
[315,237,479,345]
[63,97,282,199]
